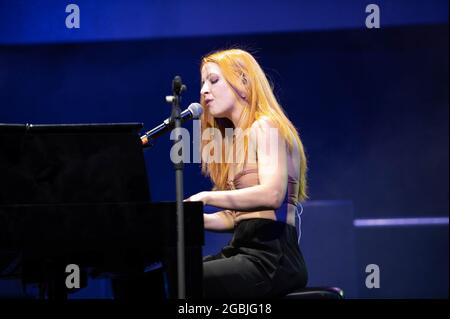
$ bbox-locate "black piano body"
[0,123,203,299]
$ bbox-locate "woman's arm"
[188,118,288,211]
[204,210,235,231]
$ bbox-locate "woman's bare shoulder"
[251,115,277,130]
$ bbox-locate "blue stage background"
[0,0,448,298]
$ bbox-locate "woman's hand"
[184,191,209,205]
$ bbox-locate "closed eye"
[201,73,219,86]
[209,74,219,84]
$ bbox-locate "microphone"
[141,102,203,146]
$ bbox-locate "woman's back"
[229,124,302,228]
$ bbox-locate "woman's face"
[200,62,240,119]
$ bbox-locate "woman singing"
[186,49,309,298]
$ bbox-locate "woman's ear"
[241,73,248,85]
[240,74,248,99]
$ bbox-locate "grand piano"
[0,123,204,299]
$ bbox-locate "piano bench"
[283,287,344,299]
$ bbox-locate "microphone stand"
[166,76,187,299]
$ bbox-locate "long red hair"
[200,49,308,202]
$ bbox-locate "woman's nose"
[200,82,209,95]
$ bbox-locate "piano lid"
[0,122,144,133]
[0,122,150,205]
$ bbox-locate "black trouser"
[203,218,308,299]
